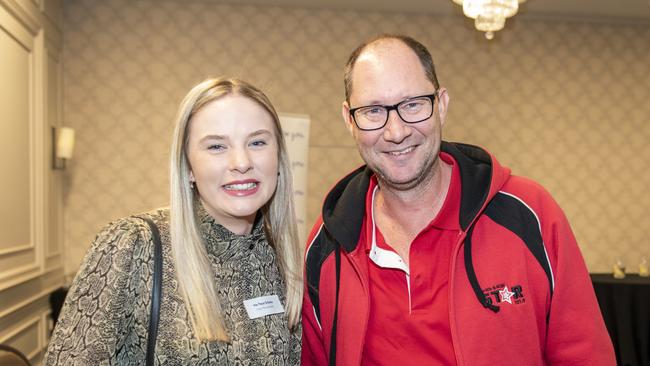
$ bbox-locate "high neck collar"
[195,202,266,244]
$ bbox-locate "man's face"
[342,40,448,191]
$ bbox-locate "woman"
[45,78,302,364]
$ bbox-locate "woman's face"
[187,95,279,234]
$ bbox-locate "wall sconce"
[52,126,75,170]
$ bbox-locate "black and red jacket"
[302,142,614,365]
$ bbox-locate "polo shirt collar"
[429,152,461,231]
[367,181,411,274]
[363,153,461,273]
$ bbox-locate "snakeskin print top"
[44,208,301,365]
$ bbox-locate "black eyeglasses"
[349,92,437,131]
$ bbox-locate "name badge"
[243,295,285,319]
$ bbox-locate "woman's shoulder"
[91,208,170,252]
[128,207,170,231]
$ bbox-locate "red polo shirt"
[361,153,460,365]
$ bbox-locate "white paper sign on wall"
[279,113,310,245]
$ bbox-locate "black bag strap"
[137,216,163,366]
[329,245,341,366]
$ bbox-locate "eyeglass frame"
[348,92,438,131]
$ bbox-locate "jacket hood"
[321,141,511,253]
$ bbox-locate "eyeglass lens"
[353,95,434,130]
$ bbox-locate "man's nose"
[383,109,412,143]
[230,147,253,173]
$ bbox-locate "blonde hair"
[169,78,302,342]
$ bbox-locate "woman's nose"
[229,148,252,173]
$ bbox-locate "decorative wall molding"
[0,277,62,319]
[0,244,34,256]
[0,314,39,340]
[0,0,41,35]
[0,0,64,362]
[0,264,40,290]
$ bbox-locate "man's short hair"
[343,34,440,102]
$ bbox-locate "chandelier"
[451,0,527,40]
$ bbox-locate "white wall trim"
[0,314,40,343]
[0,0,42,34]
[0,263,41,291]
[0,281,62,319]
[0,244,35,256]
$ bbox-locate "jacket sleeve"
[44,218,145,365]
[541,199,616,365]
[301,217,329,366]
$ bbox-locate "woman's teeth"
[224,182,257,190]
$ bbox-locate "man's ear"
[436,87,450,127]
[342,101,355,136]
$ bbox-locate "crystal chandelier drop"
[451,0,526,40]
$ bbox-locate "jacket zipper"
[449,230,467,366]
[343,249,371,366]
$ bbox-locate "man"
[301,34,615,365]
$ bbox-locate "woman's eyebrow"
[248,129,273,138]
[198,134,227,143]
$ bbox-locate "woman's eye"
[250,140,267,147]
[207,144,225,151]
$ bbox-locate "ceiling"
[212,0,650,22]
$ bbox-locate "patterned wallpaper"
[62,0,650,275]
